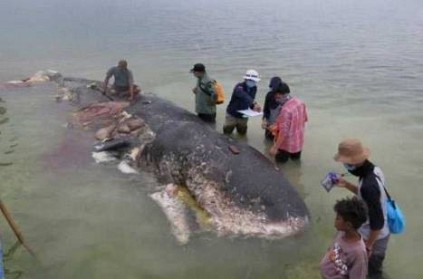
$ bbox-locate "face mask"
[343,163,357,171]
[246,80,256,88]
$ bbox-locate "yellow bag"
[213,81,225,105]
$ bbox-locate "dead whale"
[2,72,310,244]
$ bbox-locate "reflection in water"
[280,161,305,197]
[1,104,22,278]
[0,101,14,167]
[3,242,24,279]
[0,99,8,124]
[0,118,9,125]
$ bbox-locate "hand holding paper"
[237,108,263,118]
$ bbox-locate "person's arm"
[361,182,384,253]
[348,250,368,279]
[249,90,261,111]
[233,86,254,104]
[365,230,382,255]
[335,178,359,194]
[262,93,271,127]
[232,86,261,112]
[269,110,290,156]
[192,79,199,94]
[233,86,254,106]
[252,102,261,112]
[270,131,285,156]
[263,94,269,119]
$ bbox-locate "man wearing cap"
[268,82,308,163]
[223,69,261,135]
[334,139,390,277]
[104,60,141,101]
[190,63,217,123]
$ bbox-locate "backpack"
[213,81,225,105]
[199,80,225,105]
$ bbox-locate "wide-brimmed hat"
[243,69,261,82]
[334,139,370,165]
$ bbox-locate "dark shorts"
[114,85,130,92]
[198,113,216,123]
[275,150,302,164]
[113,85,140,93]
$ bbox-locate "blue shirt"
[226,82,257,118]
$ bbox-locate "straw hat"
[334,139,370,165]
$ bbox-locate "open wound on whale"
[71,101,130,128]
[150,184,213,244]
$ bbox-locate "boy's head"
[334,197,367,231]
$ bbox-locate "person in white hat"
[223,69,262,135]
[334,139,390,277]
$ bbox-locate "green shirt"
[194,73,216,115]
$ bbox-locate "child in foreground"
[320,197,368,279]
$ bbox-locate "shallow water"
[0,0,422,278]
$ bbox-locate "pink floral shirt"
[275,97,308,153]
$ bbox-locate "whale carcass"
[2,72,310,244]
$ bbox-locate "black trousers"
[275,149,302,164]
[198,113,216,123]
[265,130,274,141]
[368,235,390,278]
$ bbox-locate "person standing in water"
[262,76,283,140]
[190,63,217,123]
[320,197,368,279]
[104,60,141,101]
[333,139,390,278]
[269,82,308,163]
[223,69,261,135]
